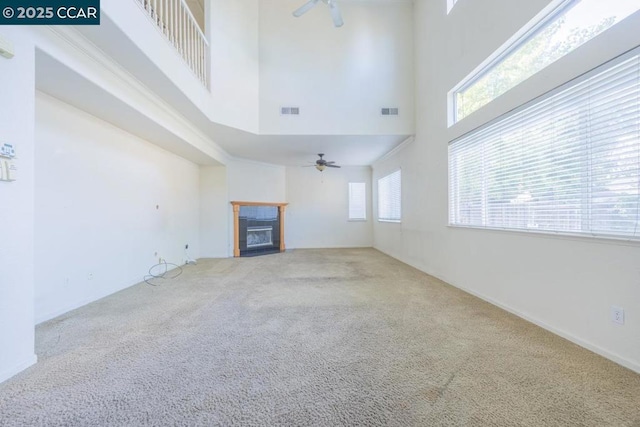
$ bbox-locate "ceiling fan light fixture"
[316,164,326,172]
[293,0,343,27]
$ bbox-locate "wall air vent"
[281,107,300,115]
[381,108,399,116]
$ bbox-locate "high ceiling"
[57,1,414,167]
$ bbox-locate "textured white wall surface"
[34,93,201,324]
[0,27,37,384]
[259,0,414,135]
[373,0,640,372]
[286,166,373,249]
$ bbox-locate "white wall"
[34,93,201,323]
[227,160,287,203]
[226,160,287,256]
[208,0,260,132]
[0,28,38,383]
[259,0,414,135]
[374,0,640,372]
[286,166,373,248]
[200,166,229,257]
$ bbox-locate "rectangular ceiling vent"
[281,107,300,115]
[381,108,399,116]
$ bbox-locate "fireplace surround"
[231,201,288,257]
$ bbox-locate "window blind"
[348,182,367,220]
[378,170,402,222]
[449,51,640,239]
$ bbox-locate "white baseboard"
[456,285,640,374]
[372,246,640,374]
[0,355,38,384]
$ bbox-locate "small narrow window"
[378,170,402,222]
[348,183,367,221]
[452,0,640,123]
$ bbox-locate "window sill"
[447,224,640,247]
[378,219,401,223]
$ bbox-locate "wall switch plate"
[0,159,15,182]
[611,306,624,325]
[6,160,16,181]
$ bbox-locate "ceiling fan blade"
[326,164,341,168]
[293,0,320,17]
[325,161,336,164]
[328,1,344,27]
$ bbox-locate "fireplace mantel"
[231,201,288,257]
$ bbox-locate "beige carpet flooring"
[0,248,639,426]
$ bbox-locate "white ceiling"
[34,51,223,166]
[205,122,409,166]
[64,2,413,167]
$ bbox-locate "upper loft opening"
[184,0,204,32]
[135,0,208,86]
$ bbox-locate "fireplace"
[231,202,288,257]
[247,226,273,248]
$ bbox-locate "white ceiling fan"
[293,0,344,28]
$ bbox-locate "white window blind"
[378,170,402,222]
[348,182,367,220]
[449,50,640,240]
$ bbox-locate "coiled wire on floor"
[144,259,183,286]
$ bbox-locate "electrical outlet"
[611,306,624,325]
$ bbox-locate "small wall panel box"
[0,34,14,59]
[1,143,15,158]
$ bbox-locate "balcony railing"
[135,0,208,87]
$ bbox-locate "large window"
[452,0,640,123]
[378,170,402,222]
[449,49,640,240]
[348,183,367,220]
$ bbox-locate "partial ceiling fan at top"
[293,0,344,28]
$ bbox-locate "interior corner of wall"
[0,354,37,385]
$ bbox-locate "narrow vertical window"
[378,170,402,222]
[348,183,367,220]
